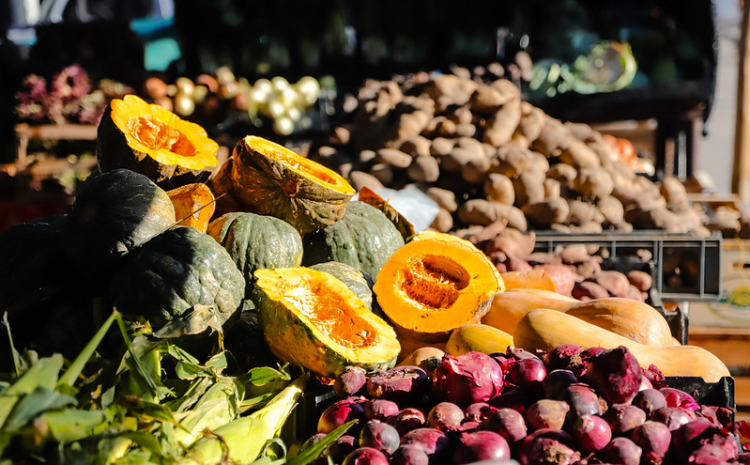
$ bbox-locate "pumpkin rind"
[222,135,355,234]
[207,212,304,294]
[108,226,245,329]
[373,231,503,342]
[302,201,405,279]
[168,182,216,233]
[61,169,176,275]
[97,94,219,188]
[254,267,400,378]
[309,261,374,310]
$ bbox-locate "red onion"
[585,346,642,405]
[335,366,368,398]
[367,366,429,404]
[508,356,547,392]
[543,370,579,401]
[327,435,359,463]
[426,402,464,432]
[572,415,612,452]
[464,402,497,423]
[318,396,367,434]
[659,387,700,411]
[565,383,603,423]
[342,447,389,465]
[673,419,739,464]
[602,404,647,436]
[431,352,504,406]
[545,344,584,373]
[631,421,671,465]
[518,429,581,465]
[387,408,426,437]
[390,445,429,465]
[364,399,400,422]
[631,389,667,418]
[650,406,695,431]
[400,428,449,457]
[358,420,400,455]
[597,437,642,465]
[453,431,511,464]
[479,408,528,443]
[526,399,570,431]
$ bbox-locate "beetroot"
[464,402,497,423]
[367,366,429,404]
[597,437,642,465]
[427,402,464,432]
[660,387,700,410]
[327,435,359,463]
[432,352,504,406]
[342,447,390,465]
[507,356,547,392]
[387,408,427,436]
[602,404,647,436]
[631,421,671,465]
[335,366,368,398]
[632,389,667,417]
[400,428,449,460]
[318,397,367,434]
[453,431,511,464]
[358,421,400,455]
[518,429,581,465]
[650,406,695,431]
[565,383,603,423]
[672,419,739,464]
[545,344,584,373]
[526,399,570,431]
[544,370,579,401]
[585,346,642,404]
[390,445,430,465]
[364,399,400,422]
[572,415,612,452]
[480,408,528,443]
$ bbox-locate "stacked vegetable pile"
[309,71,709,236]
[304,345,746,465]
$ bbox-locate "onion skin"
[545,344,584,373]
[327,435,359,463]
[335,366,368,398]
[432,352,504,406]
[660,387,700,411]
[367,366,429,404]
[526,399,570,431]
[585,346,642,405]
[672,419,739,464]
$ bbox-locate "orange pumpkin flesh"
[167,183,216,233]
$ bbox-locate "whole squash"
[302,201,405,279]
[253,267,400,378]
[108,226,245,329]
[97,94,219,188]
[211,136,355,234]
[61,169,176,277]
[207,212,304,294]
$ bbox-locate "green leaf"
[262,420,356,465]
[58,310,118,388]
[3,386,76,432]
[5,354,63,396]
[248,366,290,387]
[38,408,108,442]
[164,378,212,413]
[115,314,161,399]
[119,397,179,427]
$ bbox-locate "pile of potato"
[311,70,708,236]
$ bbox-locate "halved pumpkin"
[254,267,400,378]
[373,231,504,343]
[168,182,216,233]
[219,136,355,234]
[97,94,219,188]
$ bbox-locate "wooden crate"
[689,325,750,408]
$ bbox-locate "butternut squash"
[500,269,556,291]
[514,309,730,382]
[565,298,673,348]
[445,324,514,356]
[482,288,578,334]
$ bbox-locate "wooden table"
[14,123,97,165]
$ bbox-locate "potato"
[492,147,548,178]
[626,270,653,292]
[427,187,458,212]
[383,110,432,147]
[593,270,630,297]
[462,156,491,184]
[660,176,689,209]
[564,122,598,143]
[349,170,384,191]
[376,148,413,168]
[484,173,515,205]
[573,281,610,301]
[626,285,646,302]
[469,84,513,113]
[587,139,617,167]
[447,105,474,125]
[537,264,577,296]
[517,105,546,143]
[358,149,377,164]
[424,74,474,107]
[430,208,454,233]
[560,139,601,169]
[576,259,602,280]
[369,163,394,185]
[458,199,527,231]
[400,135,432,157]
[513,171,546,206]
[485,228,537,258]
[430,137,455,157]
[568,221,604,233]
[530,116,571,155]
[624,207,684,232]
[407,155,440,182]
[522,198,570,229]
[442,147,482,173]
[573,167,614,200]
[567,199,598,225]
[455,123,477,138]
[546,163,578,188]
[544,178,561,199]
[489,78,521,100]
[483,97,522,147]
[468,220,509,246]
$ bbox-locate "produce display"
[1,94,746,464]
[308,71,708,236]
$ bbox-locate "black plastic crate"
[661,376,736,412]
[533,230,723,302]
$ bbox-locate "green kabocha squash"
[254,267,400,378]
[61,169,176,277]
[97,94,219,188]
[301,201,405,279]
[108,226,245,330]
[309,261,374,310]
[210,136,355,234]
[207,212,304,294]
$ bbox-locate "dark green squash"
[302,201,405,279]
[207,212,303,294]
[108,226,245,329]
[309,262,374,310]
[61,169,176,276]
